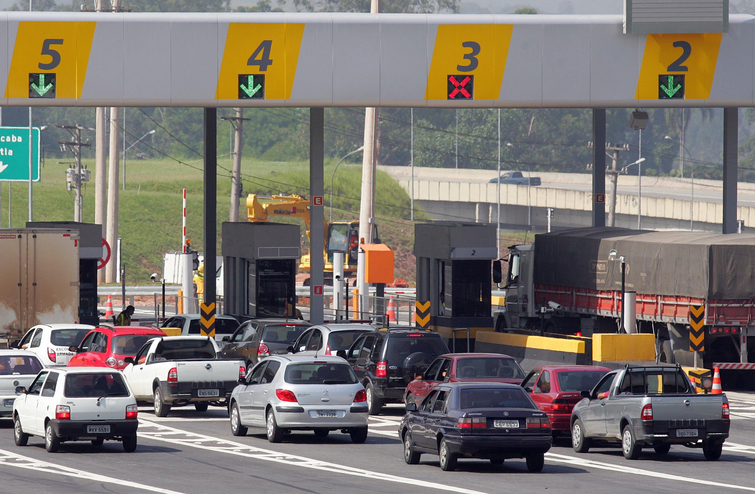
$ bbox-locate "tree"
[235,0,284,12]
[122,0,230,12]
[513,7,537,14]
[9,0,59,11]
[314,0,458,13]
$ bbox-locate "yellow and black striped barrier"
[200,302,216,338]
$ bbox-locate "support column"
[310,108,325,325]
[723,107,738,234]
[204,108,217,311]
[592,109,606,227]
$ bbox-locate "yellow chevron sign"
[416,313,431,327]
[200,302,216,338]
[416,301,430,313]
[689,304,705,352]
[415,301,431,328]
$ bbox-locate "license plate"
[87,425,111,434]
[3,399,14,407]
[197,389,219,397]
[494,420,519,429]
[316,410,337,418]
[676,429,698,438]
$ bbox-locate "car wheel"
[266,409,284,443]
[230,403,248,437]
[571,419,590,453]
[154,387,171,417]
[490,458,505,466]
[703,440,723,461]
[195,402,209,412]
[622,424,642,459]
[45,422,60,453]
[366,383,382,416]
[13,416,28,447]
[653,443,671,455]
[314,429,329,439]
[123,434,137,453]
[403,432,421,464]
[91,438,105,447]
[526,452,545,472]
[439,438,457,471]
[350,426,368,444]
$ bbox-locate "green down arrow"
[240,75,262,98]
[660,75,682,98]
[31,74,54,97]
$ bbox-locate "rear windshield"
[284,363,358,385]
[557,371,609,392]
[64,373,130,398]
[112,335,157,356]
[50,328,90,347]
[261,325,308,345]
[154,339,216,360]
[385,334,449,363]
[460,387,536,410]
[327,330,370,351]
[619,368,692,395]
[455,357,525,379]
[188,318,238,335]
[0,355,43,376]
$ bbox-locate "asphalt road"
[2,394,755,494]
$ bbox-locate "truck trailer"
[498,227,755,380]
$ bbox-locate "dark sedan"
[399,383,552,472]
[219,319,311,373]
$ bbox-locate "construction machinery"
[246,194,366,281]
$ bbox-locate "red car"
[403,353,526,407]
[521,365,611,434]
[67,326,166,370]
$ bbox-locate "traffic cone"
[711,366,723,395]
[387,296,397,322]
[411,307,416,325]
[104,295,114,320]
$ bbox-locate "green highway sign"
[659,74,685,99]
[0,127,41,182]
[238,74,264,99]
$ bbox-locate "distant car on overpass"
[489,171,541,186]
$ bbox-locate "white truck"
[0,229,80,344]
[121,336,244,417]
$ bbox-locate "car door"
[123,343,153,399]
[579,372,615,437]
[18,370,47,435]
[252,360,281,422]
[81,331,108,366]
[533,370,553,414]
[291,329,312,354]
[222,322,250,360]
[69,331,96,367]
[36,371,60,432]
[407,358,443,404]
[424,388,450,450]
[302,329,323,356]
[240,362,268,425]
[353,335,376,381]
[16,327,36,350]
[413,390,438,450]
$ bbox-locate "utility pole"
[95,0,107,283]
[220,109,248,222]
[606,143,630,227]
[59,125,91,223]
[105,0,122,283]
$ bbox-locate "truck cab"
[499,244,536,329]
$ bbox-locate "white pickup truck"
[121,336,245,417]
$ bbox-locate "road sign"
[312,196,323,206]
[200,302,216,338]
[415,300,431,328]
[595,194,605,203]
[448,75,474,100]
[689,304,705,352]
[659,74,684,99]
[0,127,41,182]
[238,74,264,99]
[29,73,56,98]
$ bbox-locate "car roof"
[533,365,612,372]
[94,326,166,336]
[30,324,96,330]
[268,354,348,363]
[0,349,39,358]
[157,335,215,341]
[441,382,524,390]
[180,314,238,320]
[251,318,310,325]
[315,324,376,332]
[378,327,437,334]
[440,353,516,359]
[47,366,122,375]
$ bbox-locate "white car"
[13,367,139,452]
[289,324,376,357]
[13,324,94,366]
[0,350,44,418]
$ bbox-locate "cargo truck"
[0,229,80,342]
[497,227,755,382]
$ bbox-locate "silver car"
[228,355,369,443]
[289,323,376,357]
[0,350,44,418]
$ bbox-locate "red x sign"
[448,75,473,99]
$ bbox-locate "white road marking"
[137,419,488,494]
[547,452,755,492]
[0,448,185,494]
[724,442,755,455]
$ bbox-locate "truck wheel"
[703,440,723,461]
[526,452,545,472]
[123,434,137,453]
[622,425,642,459]
[14,416,28,446]
[439,438,457,471]
[195,403,209,412]
[154,387,171,417]
[45,422,60,453]
[266,409,284,443]
[571,419,590,453]
[366,383,382,416]
[653,443,671,455]
[230,403,247,437]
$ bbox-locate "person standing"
[193,262,205,311]
[115,305,135,326]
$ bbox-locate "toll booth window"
[256,260,295,317]
[508,253,520,286]
[328,224,349,254]
[451,260,491,318]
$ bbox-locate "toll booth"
[414,223,497,351]
[27,221,102,327]
[222,222,300,321]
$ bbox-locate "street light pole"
[122,129,155,191]
[329,146,364,224]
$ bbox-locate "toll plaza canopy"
[534,228,755,300]
[2,12,755,108]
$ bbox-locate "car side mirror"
[222,336,230,342]
[239,376,246,384]
[286,345,294,353]
[9,340,19,349]
[492,260,502,284]
[405,402,417,413]
[124,357,134,364]
[580,390,590,399]
[335,350,347,359]
[15,386,26,395]
[69,345,78,353]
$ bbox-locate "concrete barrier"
[592,334,655,362]
[474,330,591,370]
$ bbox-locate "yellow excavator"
[246,194,368,280]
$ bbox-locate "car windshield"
[284,362,358,385]
[154,339,216,360]
[0,355,43,376]
[556,370,608,392]
[460,387,536,409]
[455,357,525,379]
[385,334,449,363]
[327,330,369,351]
[261,325,308,345]
[111,335,156,356]
[50,328,90,347]
[64,373,130,398]
[188,318,238,335]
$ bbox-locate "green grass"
[3,156,425,284]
